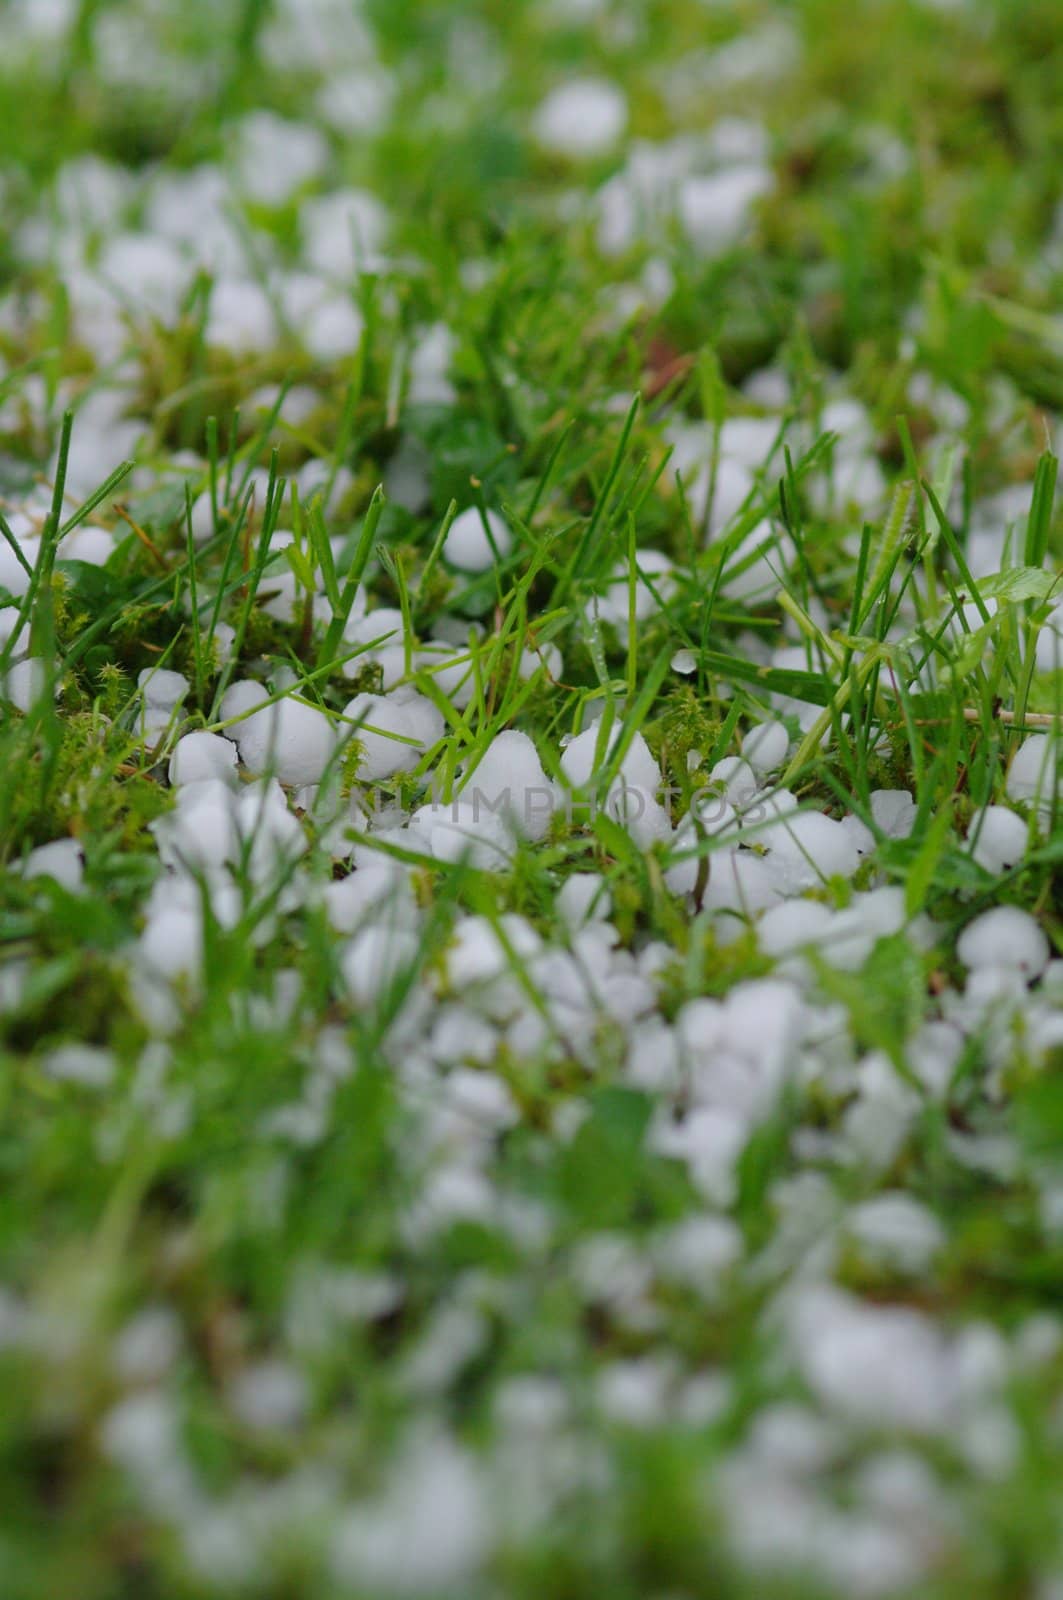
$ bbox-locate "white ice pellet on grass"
[1006,734,1058,808]
[813,886,913,972]
[316,67,395,136]
[708,755,760,810]
[137,667,188,710]
[324,864,417,936]
[429,1007,498,1068]
[519,640,563,683]
[443,506,512,572]
[99,1392,196,1513]
[762,809,862,890]
[205,277,277,351]
[743,1403,840,1474]
[699,845,784,920]
[342,606,407,686]
[3,657,49,713]
[113,1305,182,1385]
[743,718,789,774]
[233,112,328,206]
[220,682,336,787]
[533,78,627,159]
[956,906,1049,978]
[152,779,239,873]
[492,1374,568,1438]
[652,1213,743,1289]
[61,523,114,565]
[168,730,239,788]
[650,1104,749,1206]
[341,925,421,1008]
[228,1360,308,1433]
[187,490,216,544]
[416,638,476,710]
[331,1430,488,1595]
[869,788,916,839]
[136,873,238,985]
[458,730,556,841]
[42,1042,115,1088]
[665,800,740,895]
[757,898,835,962]
[595,1357,673,1428]
[301,188,388,278]
[407,322,457,406]
[19,837,84,891]
[236,780,308,887]
[677,165,773,256]
[676,979,803,1117]
[279,272,364,361]
[412,800,514,871]
[560,724,669,846]
[444,914,541,991]
[967,804,1029,874]
[594,549,674,626]
[624,1017,680,1092]
[0,542,32,597]
[142,165,242,271]
[96,232,190,323]
[839,810,875,858]
[845,1194,945,1273]
[557,873,612,930]
[343,688,444,780]
[787,1286,957,1433]
[256,530,304,623]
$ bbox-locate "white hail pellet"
[412,800,514,871]
[763,810,862,889]
[846,1194,945,1273]
[557,873,613,930]
[205,277,277,351]
[19,837,84,891]
[966,805,1028,875]
[956,906,1049,978]
[458,730,556,841]
[234,112,328,207]
[533,78,628,159]
[151,778,239,872]
[221,685,336,788]
[1006,734,1058,808]
[595,549,674,625]
[137,667,189,709]
[443,507,512,573]
[709,755,761,810]
[3,658,48,713]
[743,719,789,774]
[343,689,444,780]
[168,730,240,788]
[445,914,541,990]
[341,925,421,1007]
[61,524,113,564]
[869,789,916,839]
[677,166,773,256]
[301,188,388,279]
[342,606,408,689]
[757,898,835,959]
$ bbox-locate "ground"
[3,0,1063,1596]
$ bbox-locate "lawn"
[3,0,1063,1595]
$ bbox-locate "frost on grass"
[4,0,1063,1596]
